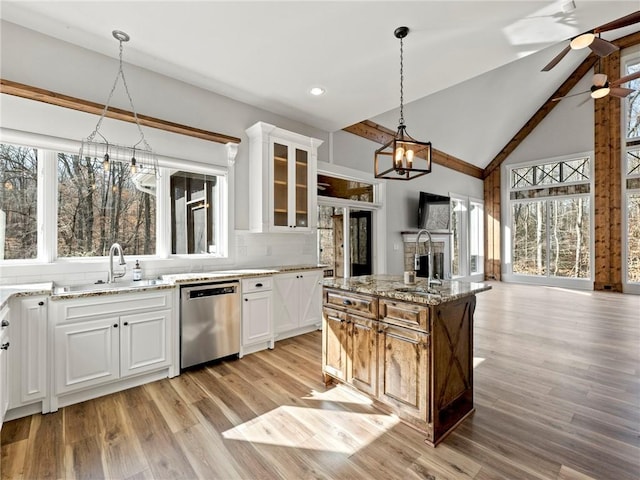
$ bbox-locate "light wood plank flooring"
[2,282,639,479]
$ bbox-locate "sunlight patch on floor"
[545,286,592,296]
[222,386,399,454]
[303,384,373,405]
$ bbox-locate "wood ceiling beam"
[343,120,484,179]
[0,79,241,145]
[483,29,640,179]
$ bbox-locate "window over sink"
[0,137,229,263]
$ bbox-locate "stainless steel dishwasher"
[180,280,240,369]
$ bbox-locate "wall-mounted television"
[417,192,451,231]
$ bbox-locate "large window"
[508,155,591,281]
[0,138,227,263]
[58,154,156,257]
[0,144,38,260]
[624,54,640,289]
[170,172,220,255]
[450,195,484,280]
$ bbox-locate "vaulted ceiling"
[2,1,639,169]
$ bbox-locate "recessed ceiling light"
[310,86,326,96]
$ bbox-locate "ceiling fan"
[542,10,640,72]
[552,70,640,102]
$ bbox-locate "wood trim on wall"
[343,120,484,179]
[483,169,501,281]
[593,52,623,292]
[0,79,242,145]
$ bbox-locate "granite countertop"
[0,282,53,310]
[163,264,326,284]
[323,274,491,306]
[1,264,328,302]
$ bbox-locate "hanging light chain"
[85,33,152,153]
[399,34,405,127]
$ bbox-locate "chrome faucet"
[414,229,440,288]
[108,242,127,283]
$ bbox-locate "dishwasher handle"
[187,285,237,299]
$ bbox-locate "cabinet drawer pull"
[1,342,9,350]
[342,300,353,306]
[38,301,44,306]
[1,319,9,327]
[255,283,263,288]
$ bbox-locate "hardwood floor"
[2,282,639,479]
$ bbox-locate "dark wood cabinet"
[322,287,476,446]
[376,322,429,428]
[348,314,378,396]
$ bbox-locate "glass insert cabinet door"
[272,142,309,229]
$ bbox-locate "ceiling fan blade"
[611,70,640,86]
[609,87,635,98]
[552,90,590,102]
[595,11,640,33]
[588,37,619,57]
[576,96,591,108]
[542,44,571,72]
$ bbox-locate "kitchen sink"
[53,278,171,295]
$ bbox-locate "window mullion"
[38,150,57,262]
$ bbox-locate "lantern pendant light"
[374,26,432,180]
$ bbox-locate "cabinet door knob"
[113,324,119,328]
[38,301,44,306]
[1,319,9,327]
[245,298,248,302]
[123,322,129,326]
[1,342,9,350]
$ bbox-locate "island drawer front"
[324,289,378,318]
[379,299,429,332]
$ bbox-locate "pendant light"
[374,26,432,180]
[79,30,158,177]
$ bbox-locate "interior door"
[350,210,372,276]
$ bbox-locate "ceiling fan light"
[590,86,610,99]
[593,73,608,87]
[570,32,595,50]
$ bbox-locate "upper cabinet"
[246,122,323,233]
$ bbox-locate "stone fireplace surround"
[401,231,452,280]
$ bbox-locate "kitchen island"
[322,274,490,446]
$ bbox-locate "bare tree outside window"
[510,157,590,279]
[0,144,38,260]
[57,154,156,257]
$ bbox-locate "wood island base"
[321,276,490,447]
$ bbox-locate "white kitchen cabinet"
[51,289,174,408]
[5,296,48,419]
[273,269,323,340]
[17,297,47,405]
[55,316,120,395]
[246,121,323,233]
[0,305,10,429]
[241,277,273,357]
[120,309,171,377]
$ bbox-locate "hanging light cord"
[399,34,405,127]
[86,35,152,153]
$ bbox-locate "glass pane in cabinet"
[295,148,308,227]
[273,143,288,227]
